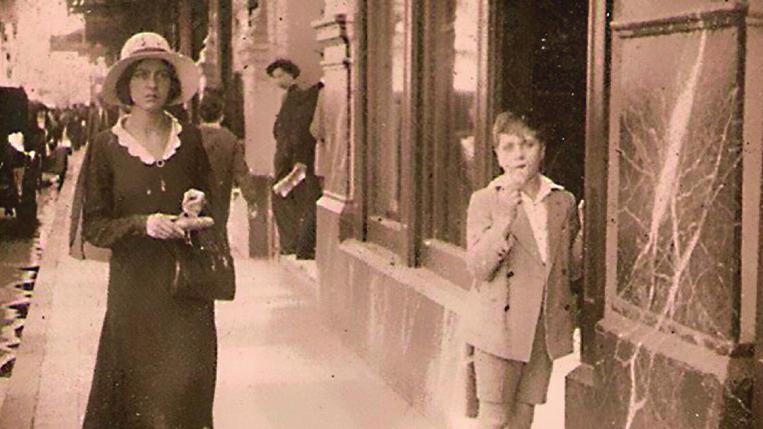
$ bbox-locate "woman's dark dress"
[81,123,217,429]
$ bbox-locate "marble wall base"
[566,364,597,428]
[316,200,469,427]
[567,314,752,429]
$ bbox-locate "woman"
[78,32,217,428]
[463,112,583,429]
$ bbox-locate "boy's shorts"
[473,310,553,405]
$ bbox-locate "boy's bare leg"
[477,400,509,429]
[509,402,535,429]
[474,348,523,429]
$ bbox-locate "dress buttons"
[156,160,165,168]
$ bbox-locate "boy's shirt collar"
[527,175,564,204]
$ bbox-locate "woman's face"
[494,132,545,185]
[129,59,172,112]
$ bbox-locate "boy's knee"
[478,400,509,429]
[510,402,535,429]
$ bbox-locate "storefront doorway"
[496,0,589,199]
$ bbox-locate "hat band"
[127,46,170,57]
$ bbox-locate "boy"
[464,111,583,428]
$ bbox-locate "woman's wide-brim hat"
[101,32,200,106]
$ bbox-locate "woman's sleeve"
[465,190,515,283]
[82,136,148,248]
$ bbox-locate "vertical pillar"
[565,1,610,425]
[747,2,763,428]
[236,0,278,257]
[199,0,222,89]
[312,0,360,316]
[568,1,757,428]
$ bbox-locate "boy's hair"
[492,111,544,147]
[265,58,301,79]
[116,59,182,106]
[199,93,225,123]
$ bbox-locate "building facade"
[230,0,324,257]
[309,0,763,428]
[67,0,763,426]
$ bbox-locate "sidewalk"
[0,154,436,429]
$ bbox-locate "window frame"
[418,0,499,285]
[363,0,422,265]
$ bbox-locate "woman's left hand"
[182,189,206,217]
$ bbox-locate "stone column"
[567,1,759,428]
[311,0,361,317]
[235,0,280,257]
[199,0,223,90]
[749,2,763,428]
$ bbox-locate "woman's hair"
[492,111,543,147]
[115,59,182,106]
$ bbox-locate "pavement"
[0,152,437,429]
[0,150,578,429]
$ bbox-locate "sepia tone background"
[0,0,762,428]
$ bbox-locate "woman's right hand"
[146,213,186,240]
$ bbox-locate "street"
[0,183,58,406]
[0,159,577,428]
[0,154,440,429]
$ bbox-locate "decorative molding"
[746,12,763,27]
[611,298,750,357]
[320,42,351,69]
[312,14,350,46]
[612,3,747,38]
[596,313,753,381]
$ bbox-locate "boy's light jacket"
[462,176,582,363]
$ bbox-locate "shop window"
[366,0,406,221]
[415,0,481,287]
[427,0,480,248]
[365,0,412,255]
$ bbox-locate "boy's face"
[494,132,544,185]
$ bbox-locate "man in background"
[266,58,322,259]
[198,92,258,234]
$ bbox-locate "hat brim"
[101,51,200,107]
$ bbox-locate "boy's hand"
[498,188,522,237]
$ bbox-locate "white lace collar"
[112,113,183,165]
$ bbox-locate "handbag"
[170,225,236,301]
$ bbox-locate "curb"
[0,150,84,429]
